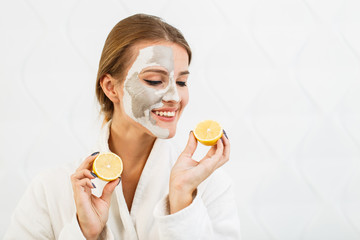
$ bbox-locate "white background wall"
[1,0,360,239]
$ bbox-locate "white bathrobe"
[4,121,241,239]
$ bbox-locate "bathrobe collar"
[97,119,172,239]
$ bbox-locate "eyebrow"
[141,69,190,76]
[179,70,190,76]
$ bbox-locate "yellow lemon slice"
[193,120,223,146]
[92,152,123,181]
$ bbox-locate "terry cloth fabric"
[4,121,241,239]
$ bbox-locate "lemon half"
[193,120,223,146]
[92,152,123,181]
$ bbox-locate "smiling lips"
[152,108,177,120]
[155,111,175,117]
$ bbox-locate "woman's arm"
[169,131,230,213]
[4,153,119,240]
[154,169,241,239]
[153,131,241,239]
[68,152,119,240]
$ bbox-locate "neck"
[108,114,156,176]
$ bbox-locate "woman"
[5,14,241,239]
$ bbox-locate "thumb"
[100,178,120,204]
[182,131,198,157]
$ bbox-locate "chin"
[155,127,176,139]
[166,131,176,139]
[165,124,178,138]
[154,121,178,139]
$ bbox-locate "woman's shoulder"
[33,164,73,182]
[26,160,80,198]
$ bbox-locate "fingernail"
[223,129,228,139]
[90,172,97,178]
[189,130,193,135]
[91,151,100,156]
[117,177,121,186]
[92,182,96,188]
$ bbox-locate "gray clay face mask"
[122,45,180,138]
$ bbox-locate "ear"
[100,74,121,103]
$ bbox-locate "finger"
[72,169,97,181]
[204,144,217,159]
[200,139,223,162]
[212,139,224,160]
[214,139,226,168]
[74,178,96,192]
[204,131,228,159]
[198,139,224,172]
[100,178,121,204]
[76,152,100,171]
[181,131,198,157]
[214,132,230,168]
[221,132,230,159]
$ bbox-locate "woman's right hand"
[70,152,120,240]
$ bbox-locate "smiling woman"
[111,43,190,139]
[4,14,241,240]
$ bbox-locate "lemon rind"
[193,120,223,146]
[92,152,123,181]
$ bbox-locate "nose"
[162,79,180,102]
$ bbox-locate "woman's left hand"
[169,131,230,214]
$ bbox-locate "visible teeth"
[154,111,175,117]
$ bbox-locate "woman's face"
[119,42,189,139]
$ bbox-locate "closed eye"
[144,79,162,86]
[176,81,187,87]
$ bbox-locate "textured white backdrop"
[1,0,360,239]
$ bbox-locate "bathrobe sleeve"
[4,172,115,240]
[58,215,114,240]
[4,174,56,239]
[153,169,241,240]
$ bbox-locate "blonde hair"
[95,14,192,122]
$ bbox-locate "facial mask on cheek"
[122,45,177,138]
